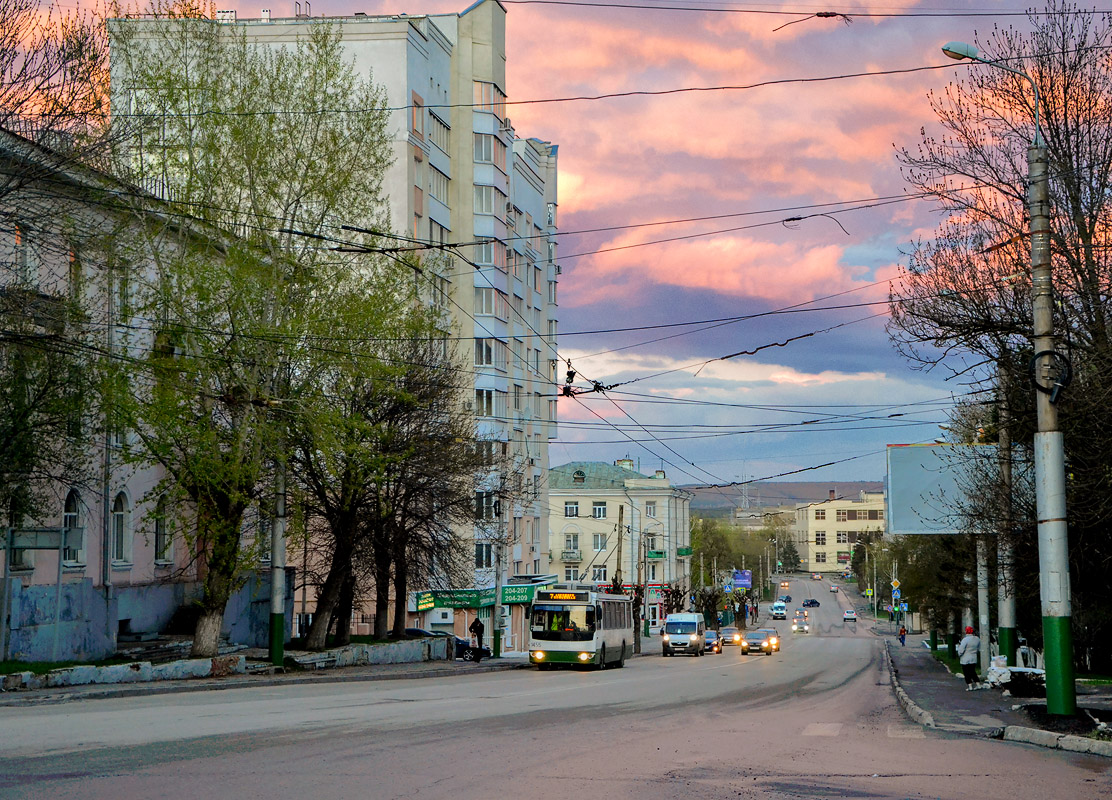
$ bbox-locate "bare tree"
[890,1,1112,669]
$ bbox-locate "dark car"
[740,630,773,655]
[802,599,820,608]
[704,630,722,654]
[757,627,781,651]
[720,626,742,646]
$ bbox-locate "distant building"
[547,460,693,632]
[792,490,886,574]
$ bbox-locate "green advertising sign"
[427,588,496,608]
[676,546,693,557]
[415,591,436,611]
[501,583,553,604]
[646,550,665,559]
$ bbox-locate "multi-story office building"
[111,2,559,641]
[547,460,693,632]
[792,490,887,574]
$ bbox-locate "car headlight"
[770,637,778,645]
[733,634,740,641]
[663,634,670,641]
[761,640,768,647]
[690,634,698,641]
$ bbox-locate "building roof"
[549,461,647,490]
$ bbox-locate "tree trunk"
[192,608,224,658]
[333,571,355,646]
[305,560,349,651]
[392,539,408,637]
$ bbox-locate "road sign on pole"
[892,588,901,600]
[891,579,901,590]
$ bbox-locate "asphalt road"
[2,580,1110,799]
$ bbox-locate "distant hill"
[684,481,884,511]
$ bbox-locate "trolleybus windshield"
[530,603,595,642]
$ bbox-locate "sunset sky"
[224,0,1040,486]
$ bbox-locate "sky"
[222,0,1041,486]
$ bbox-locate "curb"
[1003,726,1112,756]
[884,640,935,728]
[0,658,529,706]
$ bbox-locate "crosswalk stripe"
[802,723,842,736]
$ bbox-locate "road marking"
[887,724,926,738]
[802,722,842,736]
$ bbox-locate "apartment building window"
[475,491,498,520]
[473,81,506,120]
[428,167,449,204]
[475,287,509,320]
[593,533,607,551]
[111,492,131,564]
[475,542,493,568]
[573,470,586,483]
[592,501,607,519]
[428,112,449,152]
[592,565,607,582]
[533,265,543,295]
[815,509,826,520]
[565,532,579,551]
[547,201,557,227]
[512,384,523,411]
[836,510,848,522]
[564,501,579,518]
[645,501,657,518]
[410,93,424,138]
[815,552,827,563]
[474,184,506,217]
[837,531,850,544]
[474,338,506,370]
[473,133,507,171]
[815,531,826,546]
[63,489,83,564]
[474,389,494,416]
[564,567,577,582]
[648,564,658,581]
[548,280,557,306]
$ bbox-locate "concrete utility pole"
[269,462,287,665]
[615,503,624,586]
[998,382,1018,665]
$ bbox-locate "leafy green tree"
[108,13,392,657]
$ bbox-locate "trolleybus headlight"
[578,652,592,662]
[534,651,545,660]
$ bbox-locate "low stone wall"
[1,654,246,691]
[289,637,451,669]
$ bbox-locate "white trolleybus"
[528,586,634,669]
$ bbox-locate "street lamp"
[941,41,1075,715]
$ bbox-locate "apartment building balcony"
[560,549,582,562]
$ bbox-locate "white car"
[843,609,858,621]
[830,585,839,593]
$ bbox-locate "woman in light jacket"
[957,626,981,690]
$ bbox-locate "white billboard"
[886,444,996,535]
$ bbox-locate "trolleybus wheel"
[616,642,626,668]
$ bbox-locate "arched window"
[111,492,131,564]
[572,470,586,484]
[63,489,83,564]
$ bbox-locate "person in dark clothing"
[468,617,485,663]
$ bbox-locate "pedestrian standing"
[957,626,981,690]
[898,625,907,646]
[468,616,485,663]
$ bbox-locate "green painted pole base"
[493,630,502,658]
[1042,615,1076,716]
[998,626,1018,668]
[269,612,285,666]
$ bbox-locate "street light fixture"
[941,40,1075,716]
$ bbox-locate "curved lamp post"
[942,41,1074,715]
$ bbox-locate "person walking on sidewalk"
[898,625,907,646]
[957,626,981,690]
[469,617,485,664]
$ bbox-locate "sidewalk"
[883,631,1112,755]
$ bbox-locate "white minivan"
[661,613,706,656]
[770,602,787,620]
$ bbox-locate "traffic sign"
[890,579,901,590]
[724,582,733,593]
[865,588,873,597]
[892,588,901,600]
[899,602,908,611]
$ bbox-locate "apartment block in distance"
[792,490,886,574]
